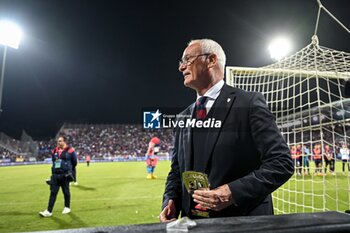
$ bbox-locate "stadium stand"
[0,124,173,164]
[54,123,173,160]
[0,147,19,162]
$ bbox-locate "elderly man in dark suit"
[159,39,294,221]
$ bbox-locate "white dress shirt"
[196,79,225,115]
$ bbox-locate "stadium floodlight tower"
[0,20,22,113]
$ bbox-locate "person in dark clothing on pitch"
[39,136,77,217]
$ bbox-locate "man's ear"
[207,54,218,68]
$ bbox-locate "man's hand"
[192,184,234,211]
[159,199,177,222]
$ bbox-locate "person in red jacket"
[291,145,302,176]
[39,136,77,217]
[145,137,160,179]
[313,143,323,176]
[85,154,91,166]
[324,144,335,175]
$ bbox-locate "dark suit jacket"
[162,84,294,218]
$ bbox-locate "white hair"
[188,39,226,72]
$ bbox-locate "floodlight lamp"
[268,36,292,61]
[0,20,22,49]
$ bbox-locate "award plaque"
[182,171,210,217]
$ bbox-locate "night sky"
[0,0,349,139]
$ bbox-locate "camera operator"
[39,136,77,217]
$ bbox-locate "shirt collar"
[196,79,225,101]
[56,145,68,151]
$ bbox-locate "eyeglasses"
[179,53,211,67]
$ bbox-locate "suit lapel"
[183,103,195,171]
[203,84,236,173]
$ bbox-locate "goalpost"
[226,36,350,214]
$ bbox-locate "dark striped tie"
[196,96,207,120]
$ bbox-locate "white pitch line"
[0,195,162,206]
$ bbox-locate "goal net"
[226,37,350,214]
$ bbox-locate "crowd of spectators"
[38,124,174,161]
[2,122,350,165]
[3,122,350,164]
[287,125,350,150]
[0,147,19,162]
[0,137,24,154]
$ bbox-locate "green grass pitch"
[273,161,350,214]
[0,161,349,232]
[0,161,170,232]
